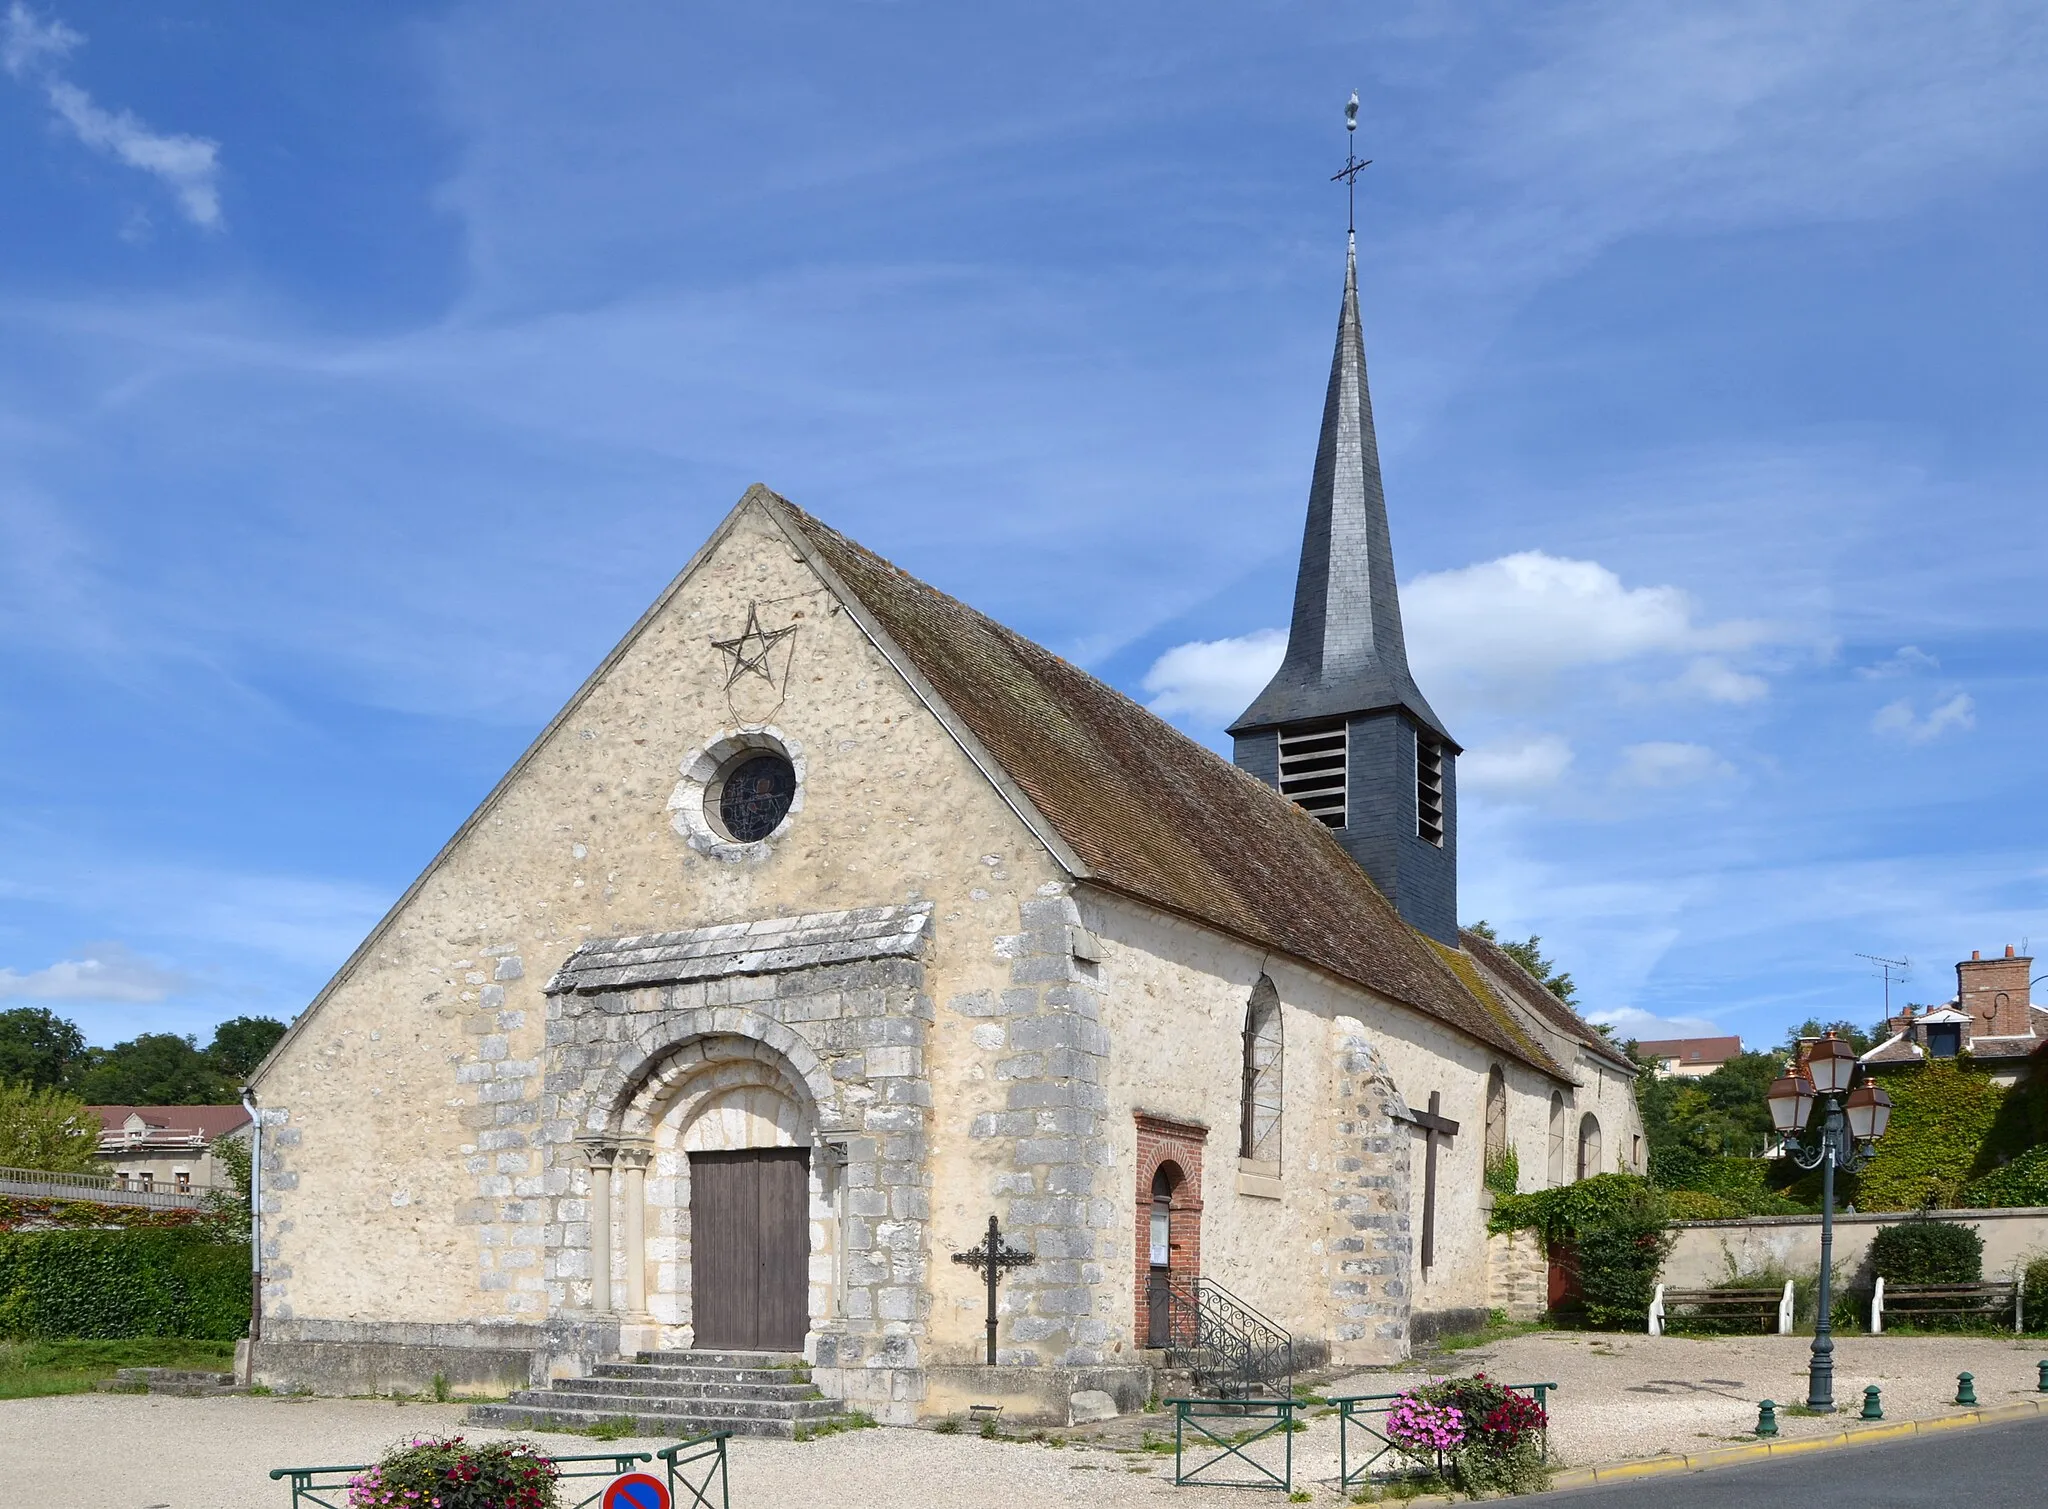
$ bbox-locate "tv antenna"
[1854,953,1911,1018]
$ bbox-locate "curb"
[1544,1396,2048,1492]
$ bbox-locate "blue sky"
[2,1,2045,1053]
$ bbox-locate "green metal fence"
[659,1432,732,1509]
[1166,1396,1300,1491]
[270,1434,731,1509]
[1328,1382,1556,1492]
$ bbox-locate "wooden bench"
[1870,1277,2022,1333]
[1648,1280,1793,1336]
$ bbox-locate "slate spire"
[1228,234,1452,744]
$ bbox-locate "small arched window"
[1239,976,1284,1163]
[1577,1112,1602,1180]
[1483,1066,1508,1165]
[1547,1093,1568,1185]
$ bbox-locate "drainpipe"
[240,1087,262,1379]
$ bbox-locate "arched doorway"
[621,1036,824,1354]
[1147,1162,1183,1347]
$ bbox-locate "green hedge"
[1853,1062,2007,1210]
[1868,1213,1983,1285]
[1961,1146,2048,1208]
[0,1229,249,1340]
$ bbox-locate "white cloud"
[0,0,73,73]
[1461,735,1575,798]
[2,3,221,229]
[1857,645,1940,679]
[0,941,189,1003]
[1670,656,1769,704]
[1403,551,1773,689]
[1591,1005,1731,1042]
[1872,692,1975,743]
[1616,741,1734,788]
[1141,628,1283,721]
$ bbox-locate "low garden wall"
[1663,1206,2048,1288]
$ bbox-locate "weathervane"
[1330,91,1370,234]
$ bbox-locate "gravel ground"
[1325,1330,2048,1468]
[6,1333,2046,1509]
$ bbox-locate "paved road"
[1542,1416,2048,1508]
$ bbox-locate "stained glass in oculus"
[718,753,796,841]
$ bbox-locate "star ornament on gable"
[712,603,797,689]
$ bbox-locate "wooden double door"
[688,1147,810,1352]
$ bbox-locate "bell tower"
[1229,143,1460,943]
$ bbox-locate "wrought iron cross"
[1330,91,1372,235]
[951,1214,1034,1365]
[1402,1091,1460,1272]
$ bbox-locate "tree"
[0,1006,88,1090]
[67,1033,236,1105]
[206,1016,287,1082]
[1468,921,1578,1007]
[1779,1018,1876,1056]
[0,1081,100,1171]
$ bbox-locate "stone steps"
[468,1350,854,1441]
[98,1368,248,1398]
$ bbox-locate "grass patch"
[1426,1317,1548,1354]
[793,1410,878,1442]
[0,1337,237,1400]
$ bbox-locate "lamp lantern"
[1767,1073,1816,1136]
[1845,1083,1892,1143]
[1805,1032,1858,1097]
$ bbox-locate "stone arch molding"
[597,1007,849,1142]
[668,725,807,863]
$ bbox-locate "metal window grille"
[1278,724,1346,828]
[1415,731,1445,846]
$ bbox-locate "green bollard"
[1956,1372,1978,1407]
[1756,1399,1779,1437]
[1861,1386,1882,1421]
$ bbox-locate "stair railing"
[1156,1274,1295,1397]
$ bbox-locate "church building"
[247,231,1641,1426]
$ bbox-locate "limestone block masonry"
[949,886,1117,1369]
[542,904,936,1421]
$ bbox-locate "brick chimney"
[1957,946,2034,1038]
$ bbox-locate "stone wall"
[1663,1207,2048,1291]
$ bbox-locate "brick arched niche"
[1134,1113,1206,1347]
[615,1035,830,1353]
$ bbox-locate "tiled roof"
[773,494,1561,1078]
[90,1105,250,1147]
[1461,929,1637,1073]
[547,904,933,994]
[1633,1035,1743,1063]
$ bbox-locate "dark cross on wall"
[1402,1091,1460,1271]
[951,1214,1035,1366]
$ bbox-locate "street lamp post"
[1767,1033,1893,1413]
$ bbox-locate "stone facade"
[246,490,1636,1419]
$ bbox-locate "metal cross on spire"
[1330,91,1371,235]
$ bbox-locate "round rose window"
[716,752,797,842]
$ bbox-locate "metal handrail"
[0,1166,210,1210]
[1156,1273,1295,1397]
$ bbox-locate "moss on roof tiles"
[773,494,1562,1077]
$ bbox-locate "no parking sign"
[603,1471,671,1509]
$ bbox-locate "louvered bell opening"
[1279,723,1346,829]
[1415,730,1445,846]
